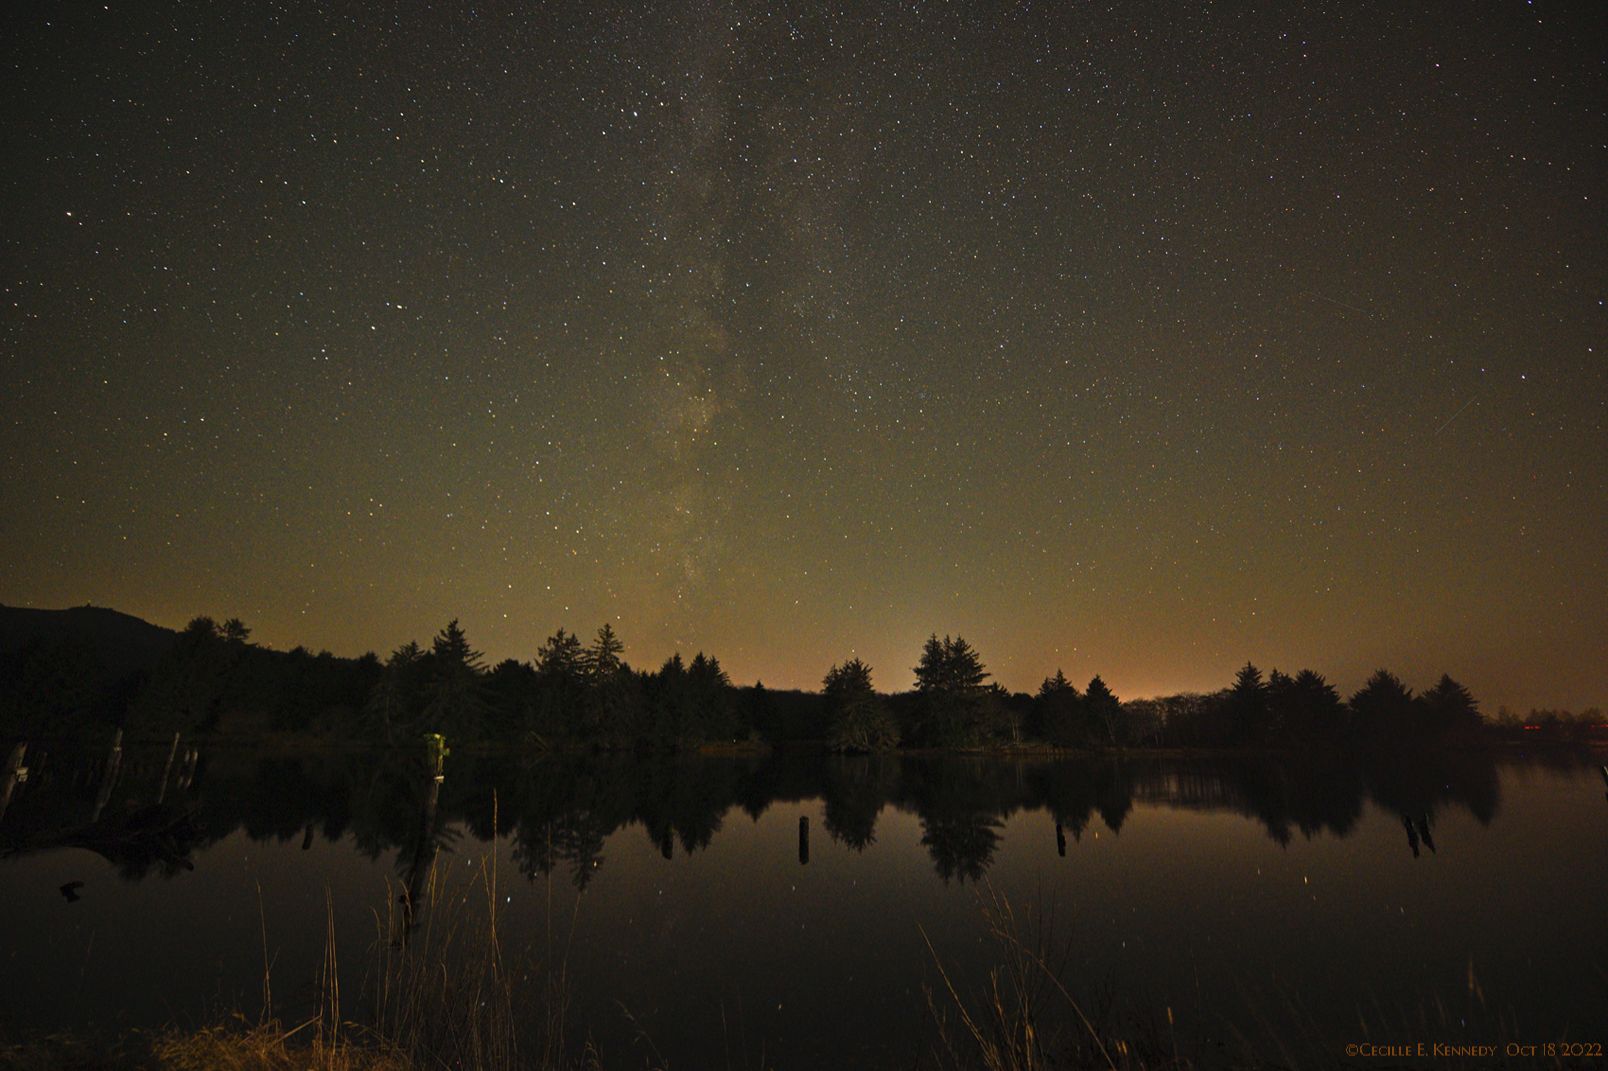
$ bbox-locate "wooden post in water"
[301,822,315,850]
[798,815,809,866]
[156,731,181,804]
[0,742,28,826]
[91,729,124,823]
[1055,821,1066,857]
[400,734,449,943]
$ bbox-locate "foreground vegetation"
[1,870,1568,1071]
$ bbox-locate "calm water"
[1,744,1604,1067]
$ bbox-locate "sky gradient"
[3,1,1604,710]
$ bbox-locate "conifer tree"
[1084,675,1123,746]
[423,620,487,737]
[912,634,998,745]
[1034,670,1085,746]
[823,658,899,752]
[583,623,624,681]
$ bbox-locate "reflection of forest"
[1,744,1556,889]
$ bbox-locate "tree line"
[2,611,1526,752]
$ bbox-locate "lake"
[1,743,1604,1067]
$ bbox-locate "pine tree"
[365,641,424,744]
[534,627,587,738]
[823,658,898,752]
[1420,674,1480,732]
[688,652,738,740]
[1290,668,1346,738]
[536,628,585,681]
[1227,661,1269,742]
[912,634,996,745]
[1084,675,1122,746]
[1034,670,1085,746]
[1349,669,1416,737]
[423,620,487,737]
[583,623,624,681]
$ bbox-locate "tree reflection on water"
[0,743,1523,887]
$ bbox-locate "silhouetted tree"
[1226,662,1269,742]
[912,634,998,746]
[687,652,739,741]
[577,624,641,747]
[129,616,230,734]
[487,658,539,738]
[914,634,989,693]
[1420,674,1481,735]
[422,620,487,737]
[1118,697,1165,746]
[1350,669,1416,737]
[220,618,251,645]
[1034,670,1089,746]
[1288,669,1348,739]
[582,623,624,682]
[741,681,777,739]
[536,628,584,678]
[1084,675,1123,745]
[823,659,899,752]
[1265,668,1294,739]
[534,628,586,737]
[366,641,425,744]
[645,653,691,747]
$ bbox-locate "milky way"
[3,1,1604,710]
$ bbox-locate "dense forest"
[2,606,1603,750]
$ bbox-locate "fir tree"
[823,658,899,752]
[423,620,487,737]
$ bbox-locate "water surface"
[1,745,1603,1066]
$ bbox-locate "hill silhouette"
[0,604,175,681]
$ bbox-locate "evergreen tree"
[582,623,624,682]
[914,634,989,694]
[1226,661,1269,742]
[534,628,586,737]
[1084,675,1123,745]
[1420,674,1481,733]
[130,616,229,734]
[486,658,539,739]
[365,640,425,744]
[536,628,585,680]
[741,680,777,739]
[1349,669,1416,737]
[823,658,899,752]
[423,620,487,738]
[1265,668,1294,739]
[912,634,996,746]
[221,617,251,645]
[1290,668,1347,738]
[643,653,692,748]
[1034,670,1088,746]
[688,652,738,741]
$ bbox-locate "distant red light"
[1522,725,1540,731]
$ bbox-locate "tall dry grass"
[167,796,584,1071]
[922,885,1192,1071]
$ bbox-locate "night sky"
[3,2,1604,711]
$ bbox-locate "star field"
[3,1,1604,710]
